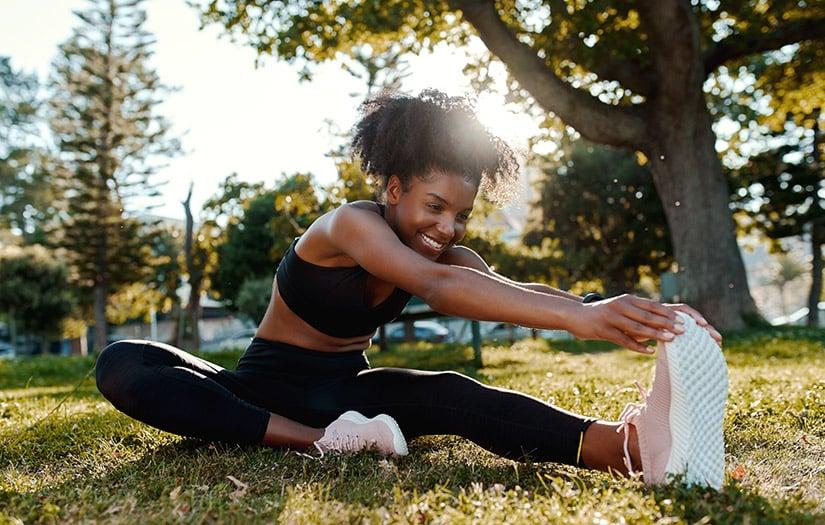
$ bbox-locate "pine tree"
[49,0,180,352]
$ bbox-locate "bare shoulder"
[347,200,382,214]
[323,201,445,299]
[298,202,385,264]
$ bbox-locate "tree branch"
[545,0,654,95]
[703,17,825,76]
[587,60,654,97]
[637,0,703,105]
[451,0,649,149]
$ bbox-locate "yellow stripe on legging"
[576,431,584,465]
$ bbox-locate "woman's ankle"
[580,420,641,475]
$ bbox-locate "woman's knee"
[95,340,146,402]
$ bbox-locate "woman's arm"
[323,205,682,353]
[438,245,583,302]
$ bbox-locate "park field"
[1,329,823,524]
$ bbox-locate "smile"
[419,233,447,251]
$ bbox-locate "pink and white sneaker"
[314,410,409,457]
[618,312,728,489]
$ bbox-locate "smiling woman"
[96,88,726,489]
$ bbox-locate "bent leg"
[316,367,596,465]
[95,340,272,444]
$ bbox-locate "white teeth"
[420,234,445,250]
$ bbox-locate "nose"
[435,219,455,239]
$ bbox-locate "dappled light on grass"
[1,331,823,523]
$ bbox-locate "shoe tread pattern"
[664,312,728,488]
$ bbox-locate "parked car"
[0,341,15,360]
[213,329,257,351]
[484,322,532,342]
[376,321,450,343]
[483,323,574,343]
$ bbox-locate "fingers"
[664,303,723,344]
[610,296,682,342]
[670,304,708,326]
[628,296,681,327]
[621,303,683,336]
[615,318,676,343]
[609,328,654,354]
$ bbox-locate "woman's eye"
[428,204,442,211]
[458,214,470,222]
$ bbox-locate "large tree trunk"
[456,0,762,331]
[646,102,761,330]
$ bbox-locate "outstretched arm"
[441,245,722,344]
[323,205,686,354]
[437,245,583,302]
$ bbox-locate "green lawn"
[1,329,823,524]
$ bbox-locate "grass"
[1,329,823,524]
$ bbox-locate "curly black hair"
[351,89,520,206]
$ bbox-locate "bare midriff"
[254,277,377,353]
[255,201,394,352]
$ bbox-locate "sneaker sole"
[339,410,409,456]
[663,312,728,489]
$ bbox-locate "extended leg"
[95,340,322,448]
[291,367,601,466]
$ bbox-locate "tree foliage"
[209,173,325,306]
[0,245,75,350]
[524,141,672,295]
[0,57,58,244]
[235,276,273,324]
[49,0,180,350]
[194,0,825,329]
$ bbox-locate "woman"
[96,89,725,485]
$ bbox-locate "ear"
[386,175,403,205]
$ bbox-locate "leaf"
[226,475,249,499]
[731,464,746,481]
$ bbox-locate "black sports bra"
[275,205,412,338]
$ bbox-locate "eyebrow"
[427,192,473,212]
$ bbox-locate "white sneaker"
[618,312,728,489]
[314,410,408,457]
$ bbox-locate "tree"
[0,57,58,244]
[195,0,825,329]
[731,121,823,323]
[524,140,673,295]
[718,38,824,324]
[767,252,807,318]
[0,245,76,354]
[236,276,273,324]
[210,173,324,307]
[49,0,180,351]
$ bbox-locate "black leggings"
[95,337,595,465]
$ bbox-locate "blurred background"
[0,0,822,356]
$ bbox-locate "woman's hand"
[661,302,723,344]
[566,294,686,354]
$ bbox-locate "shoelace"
[616,381,649,476]
[315,432,383,458]
[315,432,362,458]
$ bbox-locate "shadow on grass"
[4,432,822,524]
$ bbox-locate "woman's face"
[385,170,478,260]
